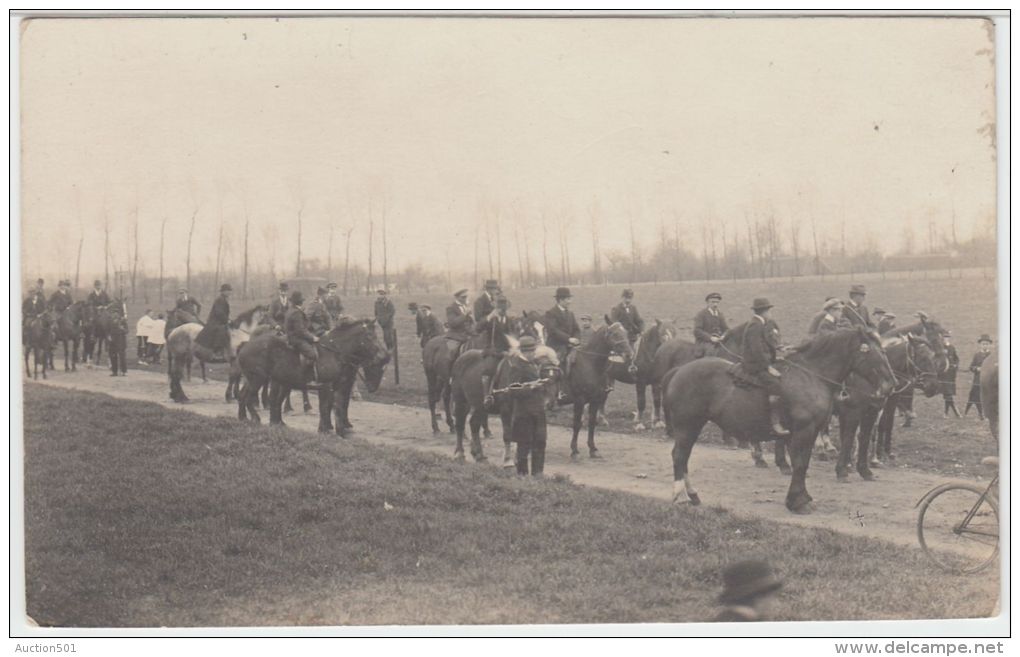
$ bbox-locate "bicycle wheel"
[917,482,999,573]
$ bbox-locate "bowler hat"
[496,295,509,307]
[849,284,867,295]
[220,283,232,292]
[706,292,722,302]
[519,336,537,352]
[978,334,993,344]
[279,282,289,291]
[327,282,337,289]
[377,288,387,295]
[555,287,572,300]
[580,313,592,321]
[718,560,783,604]
[454,289,468,298]
[622,288,634,299]
[872,307,886,316]
[751,297,773,312]
[883,312,896,320]
[484,279,499,289]
[37,278,44,285]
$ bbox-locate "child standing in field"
[108,309,129,376]
[714,559,784,622]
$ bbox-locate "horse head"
[851,326,896,402]
[905,334,941,398]
[520,310,547,345]
[325,318,390,393]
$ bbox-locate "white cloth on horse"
[148,319,167,345]
[135,315,154,339]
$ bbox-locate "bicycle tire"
[917,482,999,574]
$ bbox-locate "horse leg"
[302,389,312,413]
[785,427,817,514]
[634,382,647,431]
[671,421,705,505]
[651,382,666,429]
[570,402,584,458]
[501,408,514,468]
[317,384,334,434]
[246,378,263,424]
[25,349,31,378]
[269,383,287,426]
[835,409,858,482]
[200,361,208,384]
[427,375,441,434]
[469,407,487,462]
[443,382,455,434]
[283,391,294,414]
[774,437,792,475]
[856,407,880,481]
[481,414,493,439]
[751,440,768,468]
[587,400,603,458]
[453,393,468,461]
[71,338,79,371]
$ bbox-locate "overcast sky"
[20,16,996,282]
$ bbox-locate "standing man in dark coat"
[444,289,474,343]
[306,287,332,337]
[324,282,344,323]
[505,336,550,477]
[472,279,500,323]
[374,288,396,350]
[965,334,994,419]
[268,282,290,328]
[174,287,202,320]
[693,292,729,355]
[285,290,319,379]
[843,284,875,329]
[939,331,961,418]
[195,284,232,362]
[86,280,110,307]
[610,288,645,344]
[739,298,789,436]
[107,308,128,377]
[48,280,73,313]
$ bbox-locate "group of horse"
[22,301,124,379]
[421,307,953,515]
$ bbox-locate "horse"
[871,335,943,464]
[89,303,121,366]
[227,323,276,403]
[81,304,110,365]
[605,319,676,430]
[882,316,949,373]
[980,346,999,440]
[559,321,635,459]
[166,306,266,403]
[450,332,560,465]
[23,313,53,380]
[53,302,86,372]
[164,308,205,383]
[236,318,389,436]
[835,335,940,482]
[663,326,895,513]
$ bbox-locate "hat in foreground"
[978,334,993,344]
[718,560,783,604]
[705,292,722,302]
[849,284,867,295]
[823,297,843,311]
[751,297,773,312]
[518,336,537,352]
[555,287,572,300]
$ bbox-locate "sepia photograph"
[11,10,1007,642]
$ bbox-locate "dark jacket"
[324,295,344,320]
[268,295,290,326]
[807,311,839,335]
[175,296,201,318]
[475,312,514,351]
[969,351,991,387]
[207,295,230,326]
[543,304,580,351]
[693,307,729,343]
[306,298,332,336]
[473,292,497,323]
[844,301,875,329]
[939,344,960,383]
[48,290,73,313]
[610,302,645,341]
[445,302,474,340]
[374,297,396,329]
[285,306,316,344]
[507,355,547,434]
[741,316,777,375]
[23,293,47,318]
[877,317,897,335]
[416,311,444,348]
[87,289,111,307]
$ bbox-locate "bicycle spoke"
[918,484,999,574]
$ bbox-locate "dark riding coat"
[506,355,548,448]
[306,299,332,336]
[475,312,513,353]
[610,302,645,342]
[543,304,580,357]
[285,306,318,359]
[196,294,231,351]
[175,296,202,318]
[269,295,290,327]
[445,302,473,341]
[48,290,73,313]
[939,344,959,396]
[324,295,344,320]
[416,311,444,348]
[472,292,496,323]
[693,307,729,344]
[843,301,875,329]
[740,316,783,396]
[374,297,396,329]
[87,289,111,307]
[23,293,47,318]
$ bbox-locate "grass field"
[24,384,997,627]
[115,272,998,477]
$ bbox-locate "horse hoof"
[454,452,466,463]
[432,427,441,435]
[482,430,493,439]
[653,420,666,430]
[448,426,456,435]
[754,459,769,469]
[779,465,793,476]
[789,502,814,515]
[836,474,850,484]
[688,492,701,506]
[570,451,580,461]
[474,456,488,464]
[859,470,877,481]
[634,423,646,432]
[589,450,602,460]
[502,458,515,469]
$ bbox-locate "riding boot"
[531,447,545,477]
[516,443,531,475]
[769,395,790,436]
[482,374,494,410]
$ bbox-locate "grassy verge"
[24,384,996,627]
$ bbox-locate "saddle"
[728,363,762,390]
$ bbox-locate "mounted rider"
[610,288,644,345]
[306,286,333,337]
[284,290,319,380]
[444,289,474,344]
[86,280,111,308]
[48,280,73,313]
[472,279,500,323]
[410,302,443,349]
[23,279,48,337]
[174,287,202,320]
[324,282,344,323]
[738,297,789,437]
[544,287,581,403]
[269,282,291,328]
[479,294,514,409]
[693,292,729,356]
[877,310,897,335]
[843,284,875,329]
[807,297,844,335]
[194,283,232,362]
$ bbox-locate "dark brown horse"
[82,304,114,365]
[664,327,895,513]
[835,335,940,482]
[54,302,86,371]
[23,313,53,379]
[450,338,560,465]
[871,336,942,465]
[980,346,998,440]
[606,319,676,430]
[237,318,389,436]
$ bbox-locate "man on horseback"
[195,284,232,362]
[808,297,844,335]
[414,303,443,349]
[445,289,474,343]
[473,279,500,322]
[877,311,897,335]
[87,280,110,307]
[479,294,514,409]
[307,287,333,337]
[285,290,319,380]
[693,292,729,357]
[610,288,644,345]
[48,280,73,313]
[544,287,581,403]
[843,284,875,329]
[324,282,344,322]
[739,298,790,437]
[175,287,202,319]
[374,288,396,351]
[23,279,48,339]
[269,282,290,328]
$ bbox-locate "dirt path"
[30,366,988,551]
